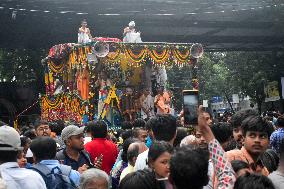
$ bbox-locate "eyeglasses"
[37,127,50,132]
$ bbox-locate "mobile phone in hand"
[183,90,199,125]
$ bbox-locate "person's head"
[231,160,251,177]
[0,126,23,163]
[133,118,146,129]
[180,135,197,147]
[23,129,37,140]
[258,149,279,173]
[170,146,209,189]
[17,151,27,168]
[99,71,108,80]
[30,137,57,162]
[173,127,188,147]
[233,173,275,189]
[128,21,135,30]
[122,138,140,163]
[81,19,87,27]
[276,115,284,128]
[49,120,65,136]
[121,121,133,130]
[195,128,207,149]
[133,128,147,143]
[147,115,177,144]
[210,122,233,151]
[127,143,140,166]
[79,168,109,189]
[230,109,258,148]
[157,86,164,95]
[241,116,273,157]
[121,129,134,141]
[20,136,31,155]
[61,125,85,151]
[34,120,51,137]
[143,88,151,96]
[125,87,133,96]
[119,169,160,189]
[88,121,108,139]
[148,141,173,179]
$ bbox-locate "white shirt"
[141,95,155,119]
[134,149,149,171]
[0,162,46,189]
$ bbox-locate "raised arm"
[198,106,236,189]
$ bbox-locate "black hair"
[132,128,146,138]
[170,146,209,189]
[23,129,37,140]
[49,120,65,136]
[122,138,140,162]
[241,116,274,138]
[173,127,188,147]
[0,144,18,163]
[147,114,177,142]
[121,121,133,130]
[30,137,57,161]
[276,115,284,127]
[133,119,146,128]
[20,136,31,147]
[231,160,249,173]
[233,173,275,189]
[34,119,49,130]
[119,169,162,189]
[121,130,134,141]
[258,149,279,173]
[210,122,232,144]
[230,109,258,128]
[148,141,173,162]
[88,121,108,138]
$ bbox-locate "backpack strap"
[30,163,52,176]
[58,164,72,176]
[58,165,76,187]
[81,150,94,167]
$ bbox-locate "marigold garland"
[48,60,64,73]
[148,48,170,64]
[173,49,190,63]
[125,47,148,63]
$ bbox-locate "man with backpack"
[56,125,93,172]
[30,136,80,189]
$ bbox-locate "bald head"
[127,142,148,166]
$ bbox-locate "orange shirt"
[226,147,269,176]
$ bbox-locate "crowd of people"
[0,107,284,189]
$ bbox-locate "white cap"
[129,21,135,27]
[0,126,23,151]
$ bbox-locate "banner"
[264,81,280,102]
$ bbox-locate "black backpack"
[30,163,77,189]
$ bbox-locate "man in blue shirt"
[270,115,284,154]
[30,136,80,187]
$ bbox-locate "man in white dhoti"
[140,88,155,120]
[78,19,93,44]
[123,21,142,43]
